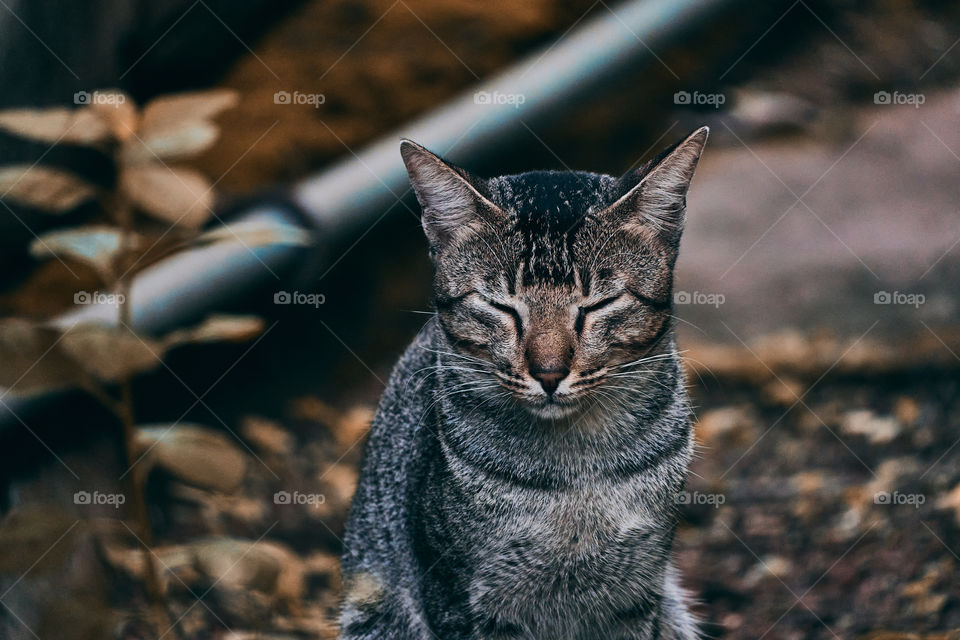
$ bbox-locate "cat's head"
[401,128,708,419]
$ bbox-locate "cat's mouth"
[521,393,581,419]
[494,372,587,419]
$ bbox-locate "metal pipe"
[294,0,740,235]
[1,0,752,431]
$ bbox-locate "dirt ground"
[9,352,954,639]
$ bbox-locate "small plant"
[0,89,309,636]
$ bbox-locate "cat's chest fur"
[430,436,679,637]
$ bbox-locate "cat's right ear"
[400,139,496,252]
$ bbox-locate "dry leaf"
[121,165,213,229]
[241,416,294,455]
[0,319,83,396]
[935,483,960,526]
[0,507,87,574]
[0,107,111,145]
[29,226,135,280]
[166,314,265,346]
[140,90,239,137]
[0,165,98,212]
[88,89,137,141]
[123,120,219,163]
[136,425,248,492]
[194,218,312,249]
[59,323,165,383]
[182,537,304,602]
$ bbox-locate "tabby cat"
[341,126,709,639]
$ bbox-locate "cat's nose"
[530,366,569,396]
[526,330,572,396]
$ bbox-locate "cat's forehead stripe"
[488,171,615,287]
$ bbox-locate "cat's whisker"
[419,346,495,367]
[420,381,501,418]
[412,363,492,377]
[604,373,674,394]
[676,354,719,385]
[407,364,494,394]
[610,350,683,370]
[667,314,707,335]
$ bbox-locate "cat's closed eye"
[575,295,622,334]
[481,298,524,337]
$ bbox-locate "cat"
[340,126,709,640]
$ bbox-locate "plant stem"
[112,190,180,639]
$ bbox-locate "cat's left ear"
[400,139,500,254]
[603,126,709,245]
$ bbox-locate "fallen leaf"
[841,410,901,444]
[0,165,98,212]
[154,536,303,626]
[319,462,358,507]
[334,405,374,451]
[935,483,960,526]
[241,416,294,456]
[0,507,84,574]
[894,396,920,426]
[183,537,304,602]
[695,406,757,445]
[136,424,248,492]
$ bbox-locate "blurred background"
[0,0,959,638]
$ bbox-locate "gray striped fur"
[341,128,709,639]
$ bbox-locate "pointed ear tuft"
[400,139,492,251]
[605,126,709,242]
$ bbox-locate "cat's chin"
[523,398,581,420]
